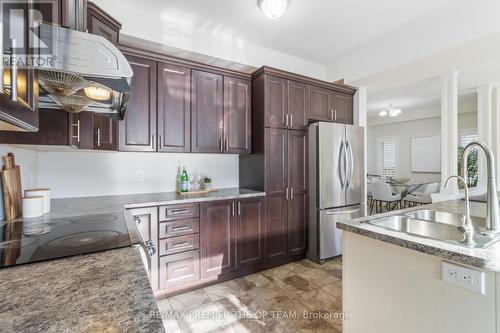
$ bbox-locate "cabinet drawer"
[159,219,199,239]
[159,250,200,290]
[159,234,199,256]
[159,203,200,221]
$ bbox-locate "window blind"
[379,137,398,178]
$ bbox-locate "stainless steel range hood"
[37,23,133,120]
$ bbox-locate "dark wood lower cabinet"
[200,200,234,278]
[131,196,306,297]
[235,198,264,269]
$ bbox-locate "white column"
[354,87,367,214]
[477,85,493,189]
[440,71,459,194]
[494,86,500,189]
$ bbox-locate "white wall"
[37,151,239,199]
[93,0,327,80]
[367,112,477,182]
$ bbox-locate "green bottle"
[180,166,189,192]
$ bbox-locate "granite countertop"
[0,187,264,332]
[337,200,500,272]
[0,247,165,333]
[47,187,266,218]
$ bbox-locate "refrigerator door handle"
[345,140,354,189]
[325,208,360,215]
[338,141,345,189]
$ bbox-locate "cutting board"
[176,188,218,195]
[2,153,22,221]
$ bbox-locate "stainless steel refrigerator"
[307,122,366,263]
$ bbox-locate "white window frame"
[458,128,478,147]
[377,136,399,178]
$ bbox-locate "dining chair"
[403,182,440,207]
[370,182,402,214]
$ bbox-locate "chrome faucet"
[461,141,500,234]
[445,175,474,245]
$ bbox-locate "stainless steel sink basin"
[405,209,486,228]
[368,216,466,242]
[366,212,498,248]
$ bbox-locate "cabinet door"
[119,54,157,152]
[191,70,224,153]
[308,85,332,122]
[129,207,159,291]
[93,114,117,151]
[265,128,288,260]
[332,91,353,124]
[265,75,287,129]
[223,77,251,154]
[157,63,191,152]
[288,81,308,130]
[87,2,120,45]
[287,130,308,255]
[235,198,264,269]
[200,200,234,278]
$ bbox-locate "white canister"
[22,196,44,219]
[24,188,51,214]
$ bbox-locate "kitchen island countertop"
[337,200,500,272]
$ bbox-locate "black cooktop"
[0,213,132,268]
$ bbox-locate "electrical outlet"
[442,261,485,294]
[136,170,144,182]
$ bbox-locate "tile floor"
[156,257,343,333]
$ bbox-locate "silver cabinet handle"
[225,137,229,151]
[346,140,354,189]
[286,187,289,200]
[326,208,360,215]
[290,188,294,200]
[77,120,80,143]
[285,114,289,127]
[9,38,17,101]
[237,201,241,215]
[145,240,156,256]
[335,110,337,121]
[171,225,191,232]
[220,137,223,151]
[170,209,189,215]
[232,202,235,216]
[290,114,293,127]
[151,135,155,150]
[97,128,101,147]
[172,241,190,249]
[159,135,162,149]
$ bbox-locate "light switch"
[136,170,144,182]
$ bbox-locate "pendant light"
[258,0,289,19]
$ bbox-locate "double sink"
[366,209,499,248]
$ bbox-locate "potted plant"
[202,177,213,190]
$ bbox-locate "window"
[458,128,478,187]
[378,136,399,178]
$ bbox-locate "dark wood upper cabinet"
[308,85,332,122]
[119,54,157,152]
[235,197,264,269]
[200,200,234,278]
[287,81,308,130]
[265,75,287,129]
[223,77,251,154]
[87,1,121,45]
[287,130,307,255]
[93,114,117,150]
[191,70,224,153]
[332,91,353,124]
[157,62,191,153]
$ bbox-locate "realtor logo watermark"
[1,0,57,68]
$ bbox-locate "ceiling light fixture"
[379,104,402,117]
[258,0,289,19]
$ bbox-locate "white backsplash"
[15,149,239,199]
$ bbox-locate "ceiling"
[367,59,500,116]
[116,0,459,66]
